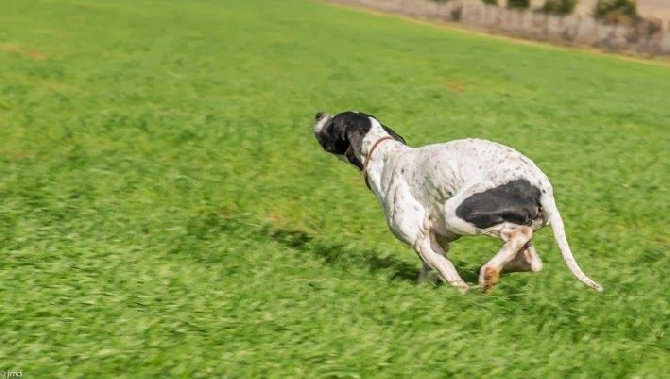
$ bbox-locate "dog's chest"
[377,148,457,231]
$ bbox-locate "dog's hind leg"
[502,240,543,273]
[479,224,533,292]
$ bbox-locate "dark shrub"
[451,5,463,20]
[507,0,531,10]
[540,0,578,16]
[481,0,498,5]
[593,0,638,24]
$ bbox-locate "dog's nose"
[315,112,325,121]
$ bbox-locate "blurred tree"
[540,0,579,16]
[593,0,638,24]
[507,0,531,10]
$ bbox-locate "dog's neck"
[359,131,405,195]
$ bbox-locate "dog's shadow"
[267,227,479,285]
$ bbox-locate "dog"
[313,111,602,293]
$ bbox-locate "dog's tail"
[540,193,603,292]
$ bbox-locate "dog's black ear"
[338,113,373,169]
[330,112,371,150]
[315,118,349,155]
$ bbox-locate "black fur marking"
[315,112,370,157]
[314,111,406,171]
[336,112,372,169]
[455,180,542,229]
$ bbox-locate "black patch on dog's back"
[455,180,541,229]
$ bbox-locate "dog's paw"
[479,265,500,293]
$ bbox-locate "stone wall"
[325,0,670,55]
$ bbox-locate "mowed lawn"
[0,0,669,377]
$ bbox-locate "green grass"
[1,0,669,377]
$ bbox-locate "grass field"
[1,0,669,377]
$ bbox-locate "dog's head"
[313,111,406,170]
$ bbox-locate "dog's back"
[394,138,551,203]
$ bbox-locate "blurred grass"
[0,0,669,377]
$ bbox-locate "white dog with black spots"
[313,111,602,293]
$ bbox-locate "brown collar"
[362,136,396,190]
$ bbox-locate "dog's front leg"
[387,188,467,292]
[413,232,468,293]
[389,220,467,292]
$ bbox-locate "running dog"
[313,111,602,293]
